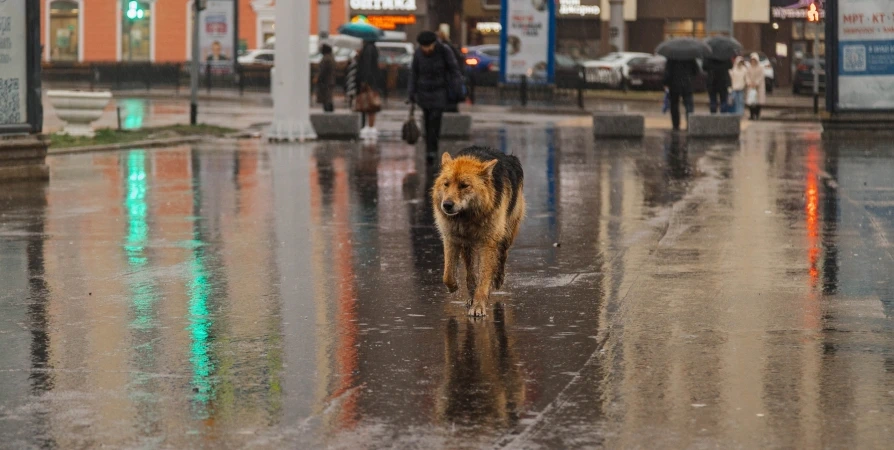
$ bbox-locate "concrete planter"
[47,90,112,138]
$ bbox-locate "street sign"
[827,0,894,111]
[0,0,41,134]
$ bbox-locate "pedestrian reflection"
[437,303,525,428]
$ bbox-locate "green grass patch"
[49,124,236,149]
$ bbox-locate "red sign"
[362,15,416,30]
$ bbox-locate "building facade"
[41,0,348,63]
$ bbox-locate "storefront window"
[49,0,79,61]
[121,1,151,61]
[664,20,706,40]
[792,21,804,40]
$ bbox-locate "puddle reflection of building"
[437,304,525,428]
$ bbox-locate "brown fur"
[432,152,526,317]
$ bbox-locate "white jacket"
[729,66,747,91]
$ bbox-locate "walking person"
[408,31,463,155]
[356,39,383,139]
[704,58,732,113]
[663,59,700,131]
[437,30,466,113]
[316,44,336,113]
[745,53,766,120]
[728,56,747,115]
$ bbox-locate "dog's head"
[433,152,497,217]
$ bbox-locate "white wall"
[734,0,770,23]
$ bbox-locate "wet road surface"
[2,124,894,448]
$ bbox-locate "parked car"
[238,49,275,65]
[463,45,500,73]
[375,42,415,65]
[582,51,652,88]
[792,58,826,94]
[626,55,708,92]
[746,51,776,93]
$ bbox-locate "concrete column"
[269,0,316,141]
[609,0,625,52]
[706,0,733,36]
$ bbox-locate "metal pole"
[190,2,200,125]
[813,20,820,114]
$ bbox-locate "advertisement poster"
[501,0,554,83]
[200,0,234,75]
[0,1,27,125]
[837,0,894,109]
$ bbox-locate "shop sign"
[558,0,600,17]
[349,0,417,12]
[363,15,416,30]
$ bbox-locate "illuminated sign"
[361,15,416,30]
[807,2,820,22]
[476,22,502,33]
[558,0,600,16]
[772,7,826,19]
[349,0,417,11]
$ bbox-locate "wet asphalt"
[2,123,894,449]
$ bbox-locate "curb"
[48,136,205,156]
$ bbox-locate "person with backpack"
[408,31,463,154]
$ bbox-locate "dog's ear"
[480,159,498,177]
[441,152,453,165]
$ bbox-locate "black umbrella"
[656,38,712,60]
[704,35,743,61]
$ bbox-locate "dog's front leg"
[469,244,498,317]
[443,240,460,293]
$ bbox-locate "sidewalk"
[41,88,818,136]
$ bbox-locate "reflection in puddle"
[1,125,894,447]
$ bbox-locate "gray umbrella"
[656,38,713,60]
[704,36,743,61]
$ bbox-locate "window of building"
[121,1,151,61]
[792,21,804,40]
[49,0,79,61]
[664,20,706,40]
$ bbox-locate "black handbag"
[402,104,420,144]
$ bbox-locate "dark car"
[627,56,707,92]
[792,58,826,95]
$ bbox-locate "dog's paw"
[467,302,487,317]
[443,277,459,293]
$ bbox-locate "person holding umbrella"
[339,18,386,139]
[657,38,710,131]
[704,58,732,114]
[703,36,743,114]
[355,40,383,139]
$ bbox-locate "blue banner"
[839,39,894,76]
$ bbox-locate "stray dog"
[432,146,525,317]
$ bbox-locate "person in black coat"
[357,40,383,138]
[408,31,463,154]
[704,58,732,114]
[663,59,700,131]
